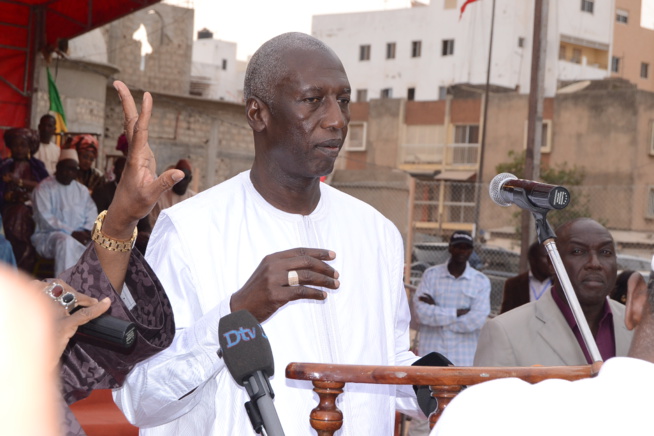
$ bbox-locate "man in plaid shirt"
[412,231,491,366]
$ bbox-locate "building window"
[359,44,371,61]
[518,37,525,48]
[344,122,367,151]
[559,44,566,60]
[381,88,393,99]
[407,87,416,101]
[523,120,553,153]
[571,48,582,64]
[642,62,649,79]
[647,186,654,218]
[356,89,368,102]
[386,42,396,59]
[411,41,422,58]
[455,125,480,144]
[611,56,620,73]
[650,121,654,155]
[581,0,594,13]
[222,59,227,70]
[442,39,455,56]
[616,9,629,24]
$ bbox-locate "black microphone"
[488,172,570,211]
[412,352,454,417]
[70,306,136,350]
[218,310,285,436]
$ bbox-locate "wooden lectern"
[286,361,602,435]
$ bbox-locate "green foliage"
[494,150,595,233]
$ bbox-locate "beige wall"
[481,88,654,233]
[612,0,654,92]
[104,87,254,192]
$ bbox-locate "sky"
[165,0,412,60]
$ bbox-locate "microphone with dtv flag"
[218,310,285,436]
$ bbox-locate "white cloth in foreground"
[34,140,60,175]
[114,171,418,435]
[431,357,654,436]
[31,176,97,275]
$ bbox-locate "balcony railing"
[399,143,444,164]
[400,143,479,166]
[446,143,479,166]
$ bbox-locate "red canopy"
[0,0,161,133]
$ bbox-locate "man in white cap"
[31,149,98,275]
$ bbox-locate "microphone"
[70,306,136,350]
[488,173,570,211]
[218,310,285,436]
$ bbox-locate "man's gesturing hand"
[230,248,340,323]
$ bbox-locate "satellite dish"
[557,80,591,94]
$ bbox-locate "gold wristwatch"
[91,210,137,252]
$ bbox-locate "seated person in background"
[34,114,60,175]
[610,269,641,305]
[3,81,182,435]
[0,127,49,272]
[148,158,196,228]
[31,149,98,276]
[91,157,126,213]
[474,218,633,367]
[73,134,105,194]
[500,241,552,314]
[432,258,654,436]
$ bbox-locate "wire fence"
[330,176,654,316]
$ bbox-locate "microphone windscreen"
[488,172,517,207]
[218,310,274,386]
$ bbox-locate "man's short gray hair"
[243,32,332,109]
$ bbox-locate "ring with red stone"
[43,282,65,300]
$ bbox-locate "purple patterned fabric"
[57,245,175,435]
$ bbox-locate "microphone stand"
[513,191,603,363]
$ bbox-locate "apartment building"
[313,0,616,101]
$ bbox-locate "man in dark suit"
[499,241,551,314]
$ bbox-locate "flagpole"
[473,0,496,240]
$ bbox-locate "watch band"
[91,210,137,252]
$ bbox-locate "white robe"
[34,141,60,175]
[31,177,97,275]
[115,171,418,435]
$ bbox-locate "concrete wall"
[481,87,654,233]
[107,4,193,96]
[104,87,253,192]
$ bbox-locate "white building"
[312,0,614,101]
[191,29,243,102]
